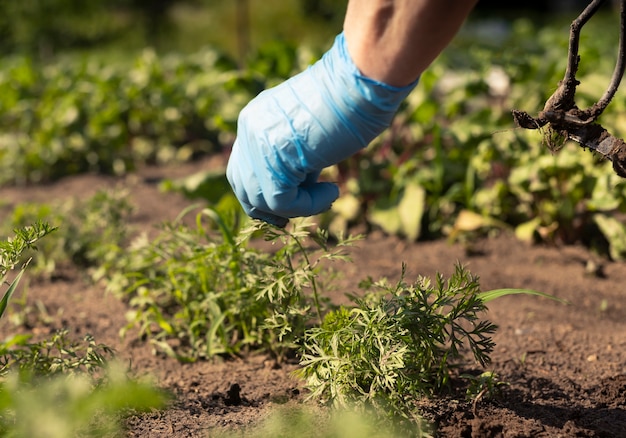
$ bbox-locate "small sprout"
[461,371,509,416]
[599,299,609,313]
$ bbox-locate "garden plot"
[1,159,625,437]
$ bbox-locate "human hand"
[227,33,417,227]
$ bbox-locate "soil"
[1,157,625,437]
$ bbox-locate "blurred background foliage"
[0,1,613,60]
[0,0,346,61]
[1,0,626,259]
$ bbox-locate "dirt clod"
[224,384,243,406]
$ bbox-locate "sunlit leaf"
[478,288,569,304]
[332,193,361,222]
[0,268,25,319]
[368,202,402,237]
[593,213,626,260]
[514,217,542,243]
[398,182,426,242]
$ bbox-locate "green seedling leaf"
[201,207,235,247]
[478,288,569,304]
[161,170,231,204]
[368,182,426,241]
[0,266,27,320]
[368,203,402,237]
[514,217,542,243]
[449,209,509,241]
[331,193,361,222]
[593,213,626,261]
[398,182,425,242]
[0,334,33,353]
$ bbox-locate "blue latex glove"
[227,32,418,227]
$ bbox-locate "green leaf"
[398,182,425,242]
[593,213,626,260]
[368,182,426,241]
[514,217,542,243]
[201,207,235,247]
[368,202,402,237]
[161,170,231,204]
[478,288,569,304]
[331,193,361,222]
[588,174,622,211]
[0,268,25,319]
[449,209,509,242]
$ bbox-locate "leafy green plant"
[3,15,625,257]
[215,404,432,438]
[0,329,113,379]
[106,209,355,361]
[61,189,134,270]
[461,370,508,407]
[0,42,280,185]
[298,263,563,427]
[0,221,166,437]
[299,265,495,411]
[0,222,56,319]
[2,189,133,276]
[0,362,168,438]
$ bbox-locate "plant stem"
[290,231,324,325]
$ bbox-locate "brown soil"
[1,158,625,437]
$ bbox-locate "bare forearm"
[343,0,478,86]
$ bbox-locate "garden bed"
[1,158,624,437]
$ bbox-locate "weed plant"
[3,189,133,276]
[100,209,554,432]
[0,222,167,437]
[0,363,167,438]
[0,209,553,434]
[0,221,56,319]
[215,404,431,438]
[298,264,497,425]
[106,209,356,361]
[98,206,537,433]
[0,329,113,379]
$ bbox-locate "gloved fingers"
[226,151,290,228]
[228,152,338,224]
[268,180,339,218]
[248,207,290,228]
